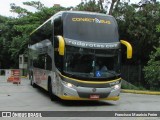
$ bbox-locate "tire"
[48,79,58,101]
[30,75,36,88]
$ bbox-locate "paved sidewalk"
[0,76,51,111]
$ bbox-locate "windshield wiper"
[64,71,74,77]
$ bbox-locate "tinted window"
[63,13,119,43]
[33,54,45,69]
[30,20,53,45]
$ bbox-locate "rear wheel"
[30,75,36,88]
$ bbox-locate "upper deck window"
[63,13,119,43]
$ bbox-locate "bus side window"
[46,54,52,70]
[30,20,52,45]
[33,54,45,69]
[54,16,63,36]
[54,36,59,48]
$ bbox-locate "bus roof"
[30,11,116,35]
[52,11,114,19]
[51,11,117,28]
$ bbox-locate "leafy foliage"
[113,2,160,64]
[143,18,160,90]
[0,1,67,68]
[10,3,31,17]
[143,47,160,90]
[23,1,45,10]
[76,0,105,13]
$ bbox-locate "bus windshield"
[64,46,121,79]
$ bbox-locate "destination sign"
[65,39,120,49]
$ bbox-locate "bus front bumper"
[58,81,121,101]
[59,95,119,101]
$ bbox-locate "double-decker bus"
[28,11,132,101]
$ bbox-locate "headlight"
[112,84,120,90]
[114,84,120,90]
[66,83,73,88]
[62,81,74,88]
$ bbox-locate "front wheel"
[48,79,58,101]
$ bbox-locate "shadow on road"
[59,100,116,107]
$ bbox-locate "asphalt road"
[0,76,160,120]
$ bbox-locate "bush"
[143,47,160,90]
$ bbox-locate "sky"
[0,0,143,17]
[0,0,82,17]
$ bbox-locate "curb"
[21,76,28,78]
[121,89,160,95]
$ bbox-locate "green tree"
[1,1,67,68]
[113,2,160,63]
[10,3,31,17]
[76,0,104,13]
[143,19,160,90]
[112,1,160,89]
[23,1,45,10]
[0,16,14,68]
[143,47,160,90]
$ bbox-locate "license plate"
[90,95,100,99]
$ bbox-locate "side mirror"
[57,36,65,56]
[120,40,132,59]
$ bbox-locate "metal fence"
[121,64,146,88]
